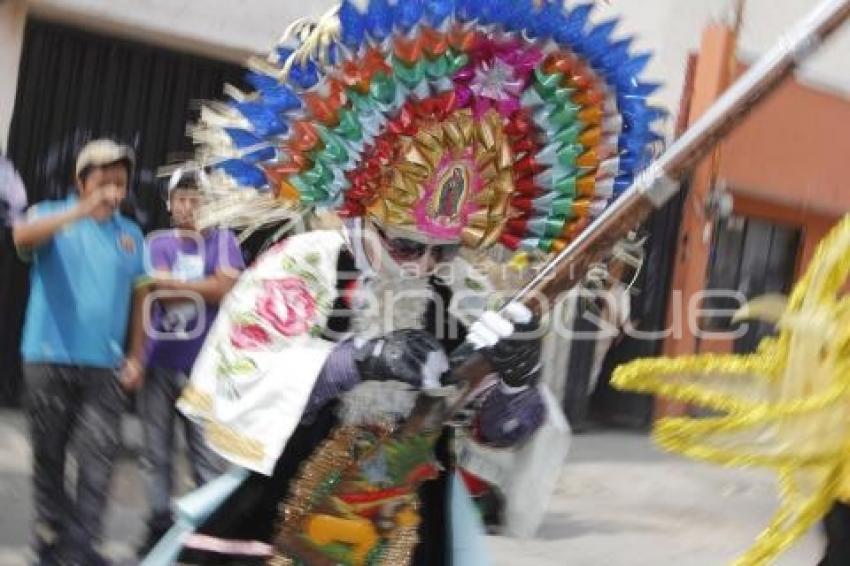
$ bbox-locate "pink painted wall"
[720,67,850,217]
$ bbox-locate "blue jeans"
[139,367,224,534]
[24,363,126,565]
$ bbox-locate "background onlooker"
[136,168,244,553]
[12,139,146,566]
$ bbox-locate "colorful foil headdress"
[194,0,664,254]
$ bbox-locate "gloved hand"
[354,329,449,390]
[467,303,542,389]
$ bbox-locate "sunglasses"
[375,225,459,262]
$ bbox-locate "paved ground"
[0,409,821,565]
[488,431,821,566]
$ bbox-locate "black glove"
[486,318,542,388]
[468,305,543,389]
[354,329,449,389]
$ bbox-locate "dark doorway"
[0,19,243,405]
[702,215,801,353]
[562,184,687,430]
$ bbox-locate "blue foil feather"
[289,63,321,91]
[232,101,288,137]
[555,3,593,45]
[217,159,269,189]
[224,129,277,162]
[477,0,499,24]
[581,19,618,60]
[531,2,566,39]
[366,0,394,40]
[274,48,320,90]
[395,0,424,31]
[501,0,534,30]
[456,0,483,21]
[339,0,366,47]
[615,52,652,85]
[425,0,455,26]
[258,88,301,114]
[596,38,634,73]
[245,72,278,92]
[630,81,662,97]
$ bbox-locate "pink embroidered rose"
[256,277,316,337]
[230,323,271,350]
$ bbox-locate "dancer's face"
[362,221,458,277]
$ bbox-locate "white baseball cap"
[75,139,135,178]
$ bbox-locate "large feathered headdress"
[191,0,664,254]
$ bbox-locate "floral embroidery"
[256,278,317,337]
[225,244,334,364]
[215,347,260,400]
[182,231,345,474]
[230,323,272,350]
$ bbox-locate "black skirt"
[820,501,850,566]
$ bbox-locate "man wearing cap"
[135,169,244,554]
[13,139,146,566]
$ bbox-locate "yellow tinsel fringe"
[178,384,266,463]
[613,215,850,565]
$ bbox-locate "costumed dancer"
[174,213,551,565]
[613,215,850,566]
[142,0,663,563]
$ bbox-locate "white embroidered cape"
[178,230,345,475]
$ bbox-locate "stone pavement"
[488,431,821,565]
[0,409,822,565]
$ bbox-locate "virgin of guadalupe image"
[430,167,466,223]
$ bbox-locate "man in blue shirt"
[14,139,146,566]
